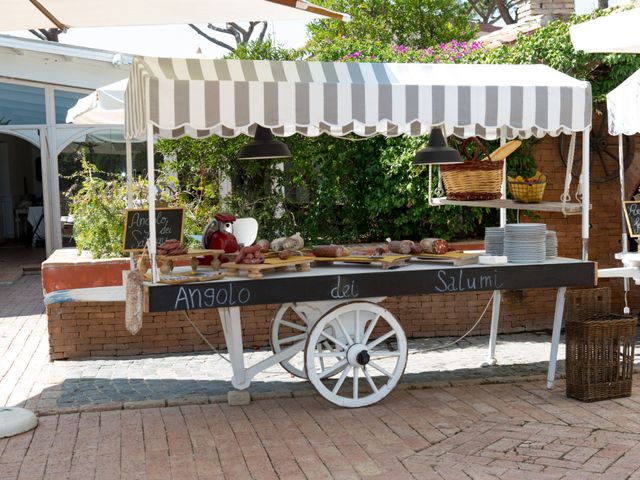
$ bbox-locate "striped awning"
[125,57,592,141]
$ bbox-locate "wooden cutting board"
[313,254,410,269]
[412,252,480,266]
[220,256,313,278]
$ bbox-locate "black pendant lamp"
[237,125,292,160]
[413,127,462,165]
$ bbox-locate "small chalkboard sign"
[123,207,185,252]
[623,201,640,238]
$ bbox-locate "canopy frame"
[119,57,594,281]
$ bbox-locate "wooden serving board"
[220,256,313,278]
[145,270,226,285]
[137,249,225,274]
[313,254,411,270]
[412,252,480,266]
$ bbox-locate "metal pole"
[618,134,630,312]
[126,138,135,271]
[147,124,158,283]
[500,131,507,228]
[581,128,590,260]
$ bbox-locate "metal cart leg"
[483,290,501,367]
[547,287,567,389]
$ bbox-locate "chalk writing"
[435,269,503,293]
[174,283,251,310]
[123,208,184,252]
[330,276,360,300]
[625,201,640,237]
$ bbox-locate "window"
[0,82,46,125]
[54,90,87,124]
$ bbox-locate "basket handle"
[459,137,492,162]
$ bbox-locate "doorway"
[0,133,46,282]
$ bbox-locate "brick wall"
[47,128,637,360]
[517,0,575,22]
[48,289,560,360]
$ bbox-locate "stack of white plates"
[484,227,504,255]
[546,230,558,258]
[504,223,547,263]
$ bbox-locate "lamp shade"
[238,126,292,160]
[413,127,462,165]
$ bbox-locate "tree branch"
[496,0,516,24]
[258,21,268,42]
[188,24,236,52]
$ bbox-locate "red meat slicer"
[201,213,239,264]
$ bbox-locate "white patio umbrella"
[569,7,640,53]
[1,0,349,31]
[66,79,126,125]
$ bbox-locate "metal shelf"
[431,197,587,215]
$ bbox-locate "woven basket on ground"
[563,288,634,402]
[440,138,503,201]
[565,313,636,402]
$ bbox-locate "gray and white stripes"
[125,57,592,141]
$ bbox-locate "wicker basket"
[565,313,636,402]
[508,180,546,203]
[440,138,504,201]
[564,288,611,323]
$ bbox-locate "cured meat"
[312,245,349,257]
[388,240,413,255]
[256,239,270,253]
[345,243,389,256]
[420,238,449,254]
[235,245,265,264]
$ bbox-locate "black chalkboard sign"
[623,201,640,238]
[123,207,185,252]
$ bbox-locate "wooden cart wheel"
[270,304,312,378]
[304,302,407,408]
[270,304,339,379]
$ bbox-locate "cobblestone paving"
[43,333,567,412]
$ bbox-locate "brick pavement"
[3,380,640,479]
[4,273,640,477]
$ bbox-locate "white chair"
[232,217,259,247]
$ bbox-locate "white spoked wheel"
[270,303,312,378]
[304,302,407,408]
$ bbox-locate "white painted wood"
[485,290,501,366]
[432,197,586,214]
[270,303,310,378]
[146,123,158,283]
[547,287,567,389]
[304,302,407,408]
[219,307,249,390]
[581,128,590,260]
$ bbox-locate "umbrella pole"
[619,134,630,313]
[147,124,158,283]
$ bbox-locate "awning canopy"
[125,57,592,141]
[570,8,640,54]
[607,69,640,136]
[66,79,126,125]
[1,0,348,31]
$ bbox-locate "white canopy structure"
[570,7,640,54]
[66,79,126,125]
[0,0,349,31]
[607,69,640,136]
[126,57,592,141]
[121,56,593,281]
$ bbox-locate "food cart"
[73,57,596,407]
